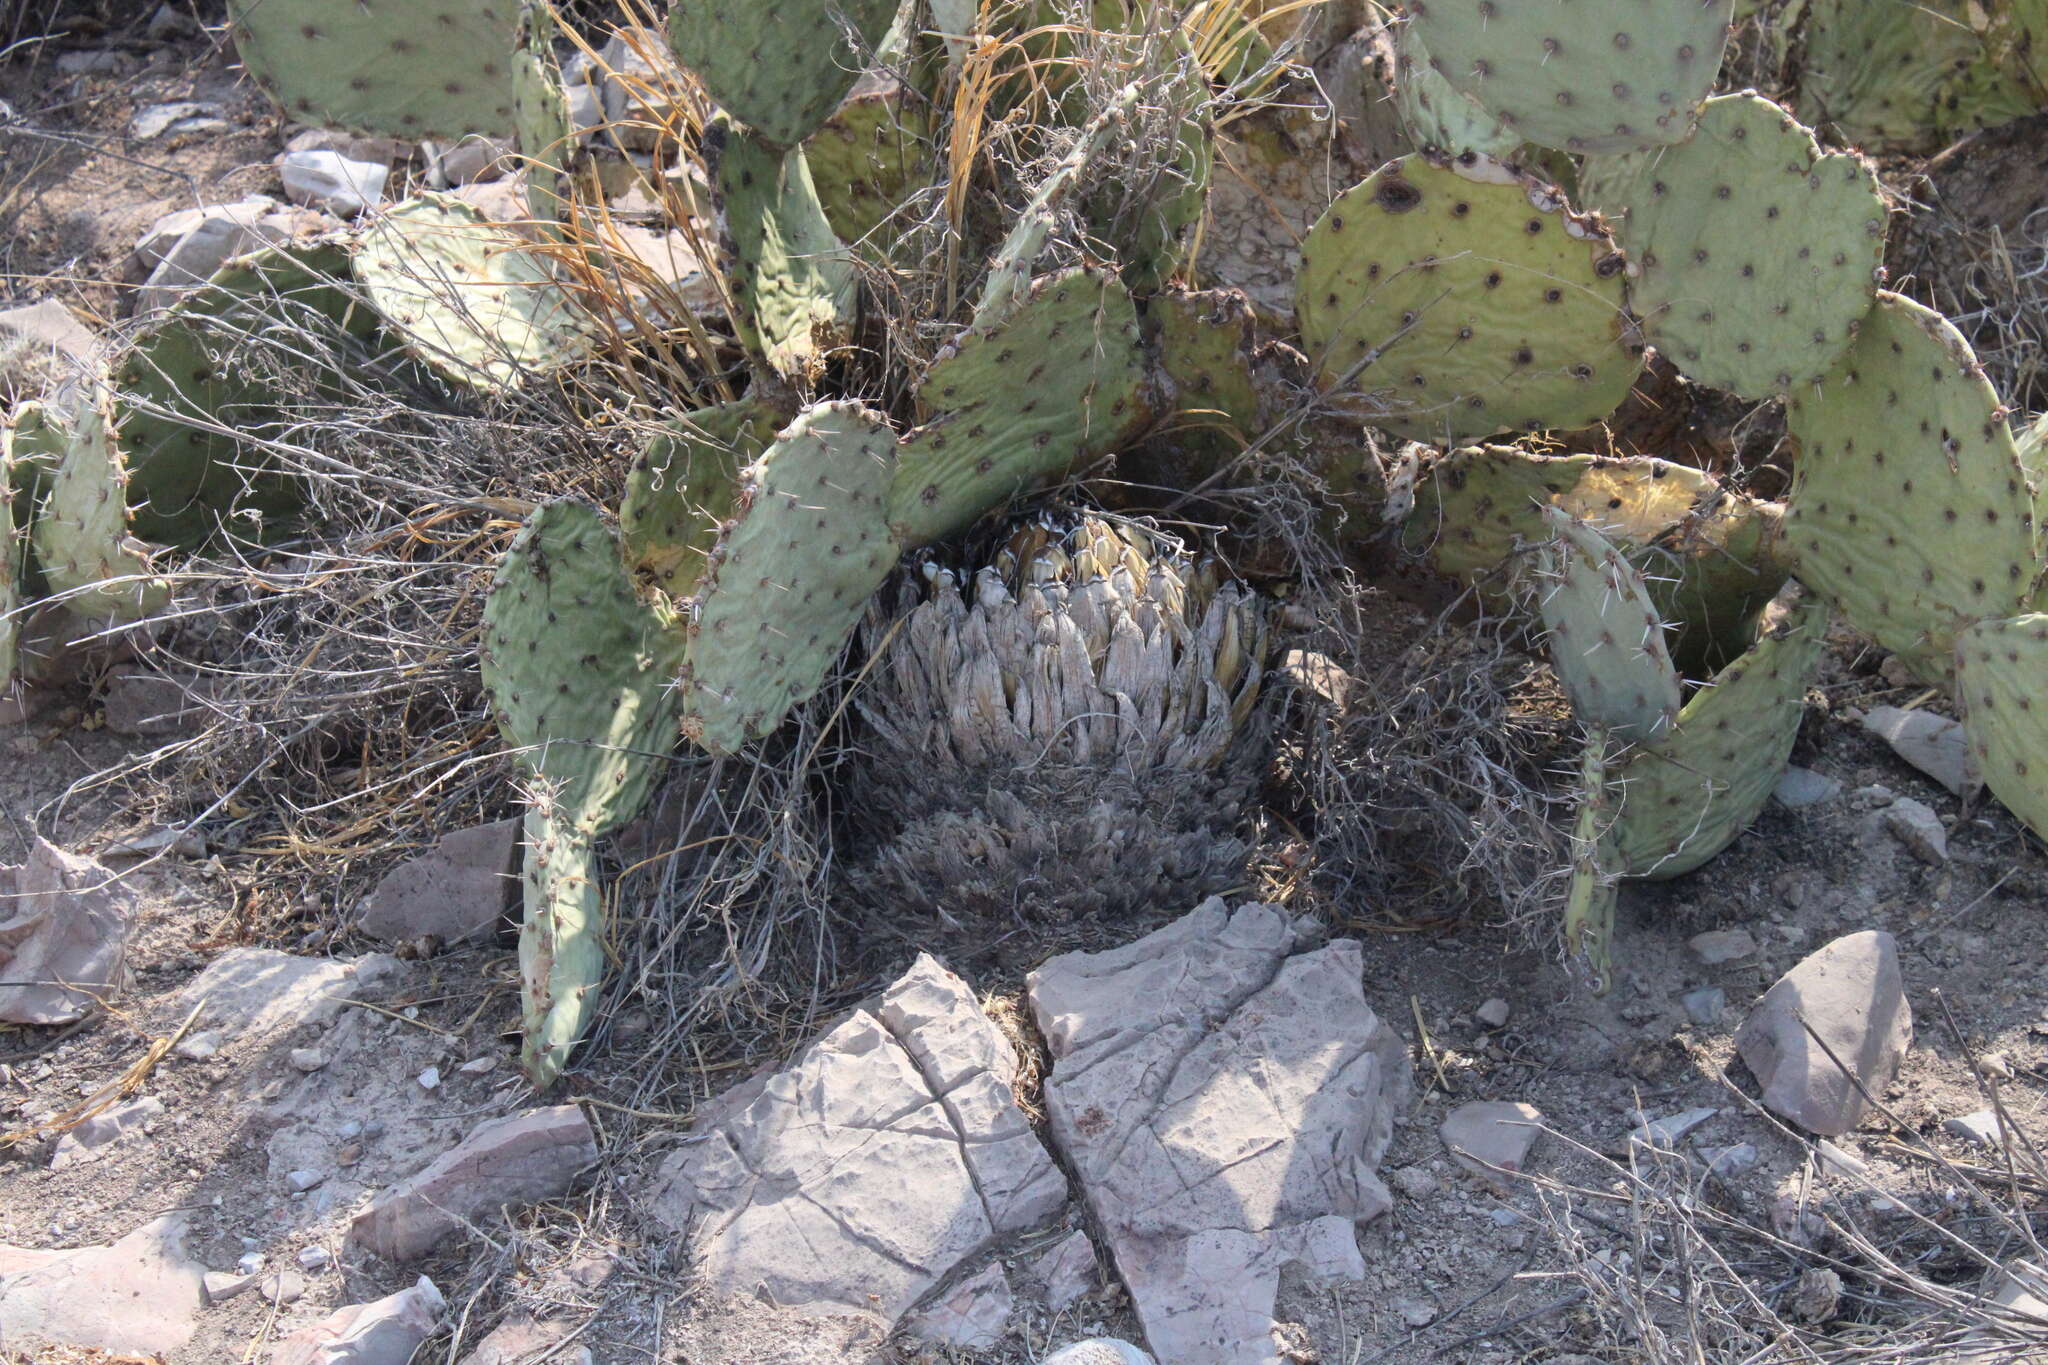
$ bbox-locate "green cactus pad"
[1798,0,2046,150]
[519,806,603,1089]
[667,0,900,148]
[1393,23,1521,159]
[1783,292,2039,682]
[1153,287,1265,449]
[354,196,590,392]
[1,412,28,685]
[891,268,1146,546]
[1578,93,1887,398]
[1536,504,1681,744]
[513,4,576,227]
[1564,738,1617,990]
[712,117,856,382]
[18,397,168,623]
[480,500,683,838]
[680,401,899,754]
[115,240,367,548]
[1296,153,1644,442]
[1082,96,1213,296]
[227,0,520,141]
[804,79,936,248]
[1406,0,1733,154]
[620,400,782,601]
[1957,613,2048,842]
[1610,594,1828,878]
[975,84,1141,330]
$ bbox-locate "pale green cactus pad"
[1783,291,2039,682]
[713,118,856,381]
[891,268,1146,546]
[804,79,936,248]
[18,396,168,623]
[354,196,590,391]
[1392,23,1521,159]
[1082,94,1213,295]
[227,0,520,141]
[1296,153,1643,442]
[1798,0,2046,150]
[1536,504,1681,744]
[1405,0,1732,154]
[620,399,783,601]
[1610,594,1828,879]
[680,402,899,754]
[1957,613,2048,841]
[518,804,603,1089]
[480,499,683,838]
[1,412,27,685]
[1564,739,1617,990]
[1578,93,1887,398]
[115,240,366,548]
[513,3,576,227]
[667,0,900,148]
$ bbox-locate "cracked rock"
[1736,930,1912,1136]
[0,1213,205,1354]
[905,1263,1014,1348]
[1028,899,1409,1365]
[648,953,1065,1363]
[0,838,138,1024]
[1034,1230,1100,1313]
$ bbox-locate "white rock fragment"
[280,149,389,218]
[1883,796,1948,864]
[1863,706,1970,796]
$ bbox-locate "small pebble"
[285,1169,325,1193]
[457,1055,496,1074]
[288,1048,328,1073]
[1475,998,1510,1029]
[1699,1142,1757,1176]
[417,1066,441,1090]
[1680,986,1726,1027]
[1397,1298,1436,1328]
[237,1251,265,1275]
[297,1245,332,1271]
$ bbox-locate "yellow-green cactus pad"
[620,399,783,601]
[1536,504,1681,744]
[712,118,856,382]
[228,0,520,141]
[1406,0,1733,154]
[1297,153,1643,442]
[804,79,936,248]
[1798,0,2047,151]
[1957,613,2048,841]
[354,196,590,392]
[1392,23,1521,159]
[518,805,603,1089]
[1579,93,1887,398]
[18,397,168,623]
[1783,292,2039,682]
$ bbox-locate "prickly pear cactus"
[354,196,591,392]
[1783,291,2039,682]
[19,396,168,623]
[1081,95,1213,295]
[115,240,366,548]
[804,79,936,248]
[711,117,856,382]
[679,402,899,755]
[1535,505,1681,745]
[1563,739,1617,988]
[1405,0,1733,154]
[1392,23,1520,159]
[513,1,576,227]
[227,0,521,141]
[1798,0,2047,150]
[518,801,603,1089]
[1579,93,1887,398]
[621,400,783,601]
[1956,613,2048,841]
[1296,153,1643,442]
[480,500,684,838]
[892,268,1147,547]
[667,0,900,148]
[1609,594,1828,878]
[0,413,26,685]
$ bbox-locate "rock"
[99,826,207,860]
[1700,1143,1757,1176]
[1475,997,1511,1028]
[0,297,98,369]
[905,1263,1013,1348]
[596,28,686,150]
[604,224,723,323]
[174,1029,223,1061]
[416,1065,440,1090]
[564,78,604,137]
[356,819,520,944]
[455,1316,591,1365]
[1033,1231,1098,1313]
[1397,1298,1437,1328]
[298,1246,333,1271]
[0,838,138,1023]
[1982,1259,2048,1332]
[1735,930,1913,1135]
[146,3,199,38]
[1688,929,1758,966]
[1817,1138,1870,1178]
[261,1270,308,1304]
[280,149,389,218]
[49,1095,162,1168]
[1441,1101,1543,1187]
[56,49,133,75]
[1028,899,1409,1365]
[1945,1109,2005,1148]
[1630,1106,1716,1149]
[204,1269,258,1303]
[1390,1166,1440,1200]
[349,1105,596,1261]
[438,137,515,186]
[270,1275,445,1365]
[282,127,406,167]
[290,1048,330,1073]
[1790,1267,1842,1323]
[450,178,530,224]
[1883,796,1948,864]
[287,1169,326,1193]
[179,948,358,1044]
[1681,986,1727,1027]
[0,1213,205,1353]
[1863,706,1970,796]
[101,667,223,735]
[131,100,229,139]
[1773,766,1841,810]
[1043,1342,1156,1365]
[650,954,1066,1362]
[239,1251,266,1275]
